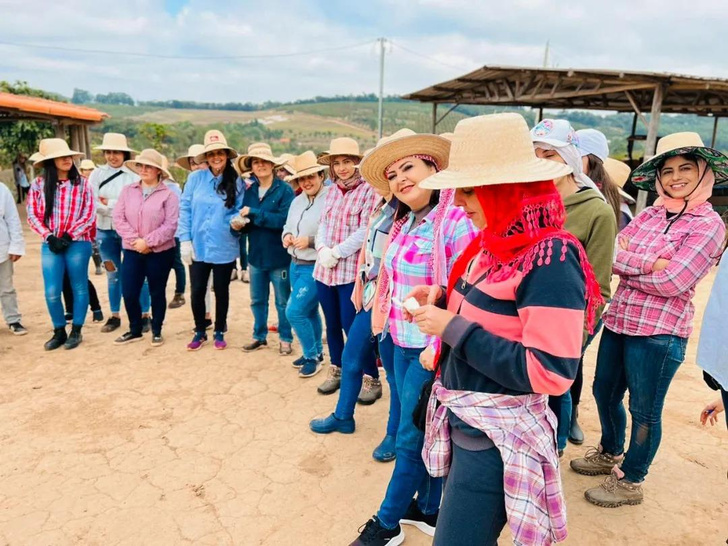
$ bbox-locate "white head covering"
[576,129,609,162]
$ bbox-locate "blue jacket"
[242,177,294,270]
[179,169,245,264]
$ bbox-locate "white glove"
[318,247,339,269]
[181,240,195,265]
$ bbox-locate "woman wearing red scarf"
[406,113,602,545]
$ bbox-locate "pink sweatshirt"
[113,182,179,252]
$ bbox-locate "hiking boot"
[187,332,208,351]
[570,446,623,476]
[584,471,644,508]
[400,498,437,536]
[357,376,383,405]
[292,353,323,368]
[349,517,404,546]
[310,413,355,434]
[168,293,185,309]
[101,316,121,333]
[151,334,164,347]
[317,365,341,395]
[9,322,28,336]
[114,331,143,345]
[213,331,227,350]
[243,339,267,352]
[568,404,584,445]
[141,316,151,334]
[64,325,83,350]
[299,359,322,378]
[372,434,396,463]
[92,309,104,323]
[279,341,293,355]
[44,327,67,351]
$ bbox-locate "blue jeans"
[377,342,442,529]
[377,334,403,438]
[249,264,293,343]
[285,263,323,359]
[238,232,248,271]
[172,238,186,294]
[97,229,150,314]
[316,281,356,367]
[122,249,174,336]
[335,309,381,420]
[593,328,687,483]
[41,241,92,328]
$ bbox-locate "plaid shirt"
[27,176,96,242]
[604,202,725,338]
[423,380,567,545]
[313,180,378,286]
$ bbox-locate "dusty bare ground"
[0,211,726,546]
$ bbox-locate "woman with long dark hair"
[27,138,96,350]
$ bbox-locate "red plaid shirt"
[604,202,725,338]
[27,176,96,242]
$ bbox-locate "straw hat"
[124,149,171,180]
[420,113,573,190]
[33,138,84,167]
[604,158,636,204]
[80,159,96,171]
[318,137,363,165]
[194,130,238,163]
[286,151,327,182]
[275,153,296,177]
[95,132,137,153]
[236,142,278,172]
[631,132,728,190]
[360,129,451,192]
[176,144,206,171]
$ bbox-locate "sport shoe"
[187,332,207,351]
[141,317,151,334]
[584,471,644,508]
[349,517,404,546]
[101,316,121,333]
[570,446,623,476]
[213,331,227,350]
[310,413,355,434]
[151,334,164,347]
[372,434,396,463]
[92,309,104,323]
[168,293,185,309]
[279,341,293,355]
[243,339,267,352]
[317,365,342,395]
[9,322,28,336]
[114,331,143,345]
[357,376,383,405]
[400,498,437,536]
[299,358,322,378]
[292,353,323,368]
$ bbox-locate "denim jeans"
[285,262,323,359]
[41,241,92,328]
[122,249,174,336]
[593,328,687,483]
[249,264,293,343]
[335,308,381,420]
[172,238,186,294]
[316,282,356,367]
[377,342,442,529]
[190,261,235,333]
[238,232,248,271]
[377,334,402,438]
[97,229,150,314]
[434,443,507,546]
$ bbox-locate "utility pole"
[377,37,387,140]
[543,40,550,68]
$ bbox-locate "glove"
[47,234,70,254]
[61,232,73,244]
[331,246,342,260]
[318,247,339,269]
[181,240,195,265]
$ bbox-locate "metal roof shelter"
[404,65,728,209]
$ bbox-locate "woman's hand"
[402,285,443,321]
[132,238,150,254]
[239,206,250,217]
[230,215,246,231]
[618,236,630,251]
[282,234,294,248]
[419,346,436,371]
[100,197,109,206]
[293,236,309,250]
[411,305,455,337]
[699,399,725,426]
[652,258,670,272]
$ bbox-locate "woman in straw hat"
[275,153,298,193]
[312,137,379,395]
[27,138,97,350]
[531,119,617,456]
[571,132,727,507]
[279,151,329,374]
[179,130,244,351]
[112,149,179,346]
[235,143,295,355]
[347,129,477,546]
[401,113,601,546]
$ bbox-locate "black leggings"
[570,357,584,406]
[190,261,235,333]
[63,273,100,315]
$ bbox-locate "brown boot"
[585,471,644,507]
[168,293,185,309]
[570,446,622,476]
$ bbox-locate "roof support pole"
[432,103,437,133]
[711,116,720,148]
[628,112,638,164]
[84,126,91,160]
[53,121,65,139]
[537,107,544,122]
[70,125,82,160]
[636,83,666,212]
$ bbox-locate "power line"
[389,41,474,73]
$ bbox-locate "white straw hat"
[33,138,84,167]
[80,159,96,171]
[124,149,171,180]
[176,144,206,171]
[236,142,278,172]
[194,130,238,163]
[286,151,327,182]
[360,129,451,192]
[420,113,573,190]
[318,137,363,165]
[95,132,137,153]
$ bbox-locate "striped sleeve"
[26,178,50,239]
[68,178,97,240]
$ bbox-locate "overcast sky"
[0,0,725,103]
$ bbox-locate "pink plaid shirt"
[604,202,725,338]
[27,176,96,242]
[423,380,567,545]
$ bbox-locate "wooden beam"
[624,91,649,128]
[637,83,667,212]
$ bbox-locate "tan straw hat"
[33,138,84,167]
[194,130,238,163]
[80,159,96,171]
[604,157,636,204]
[124,149,171,179]
[236,142,278,172]
[95,132,137,153]
[318,137,363,165]
[176,144,206,171]
[275,153,297,176]
[360,129,451,192]
[420,113,573,190]
[287,151,327,182]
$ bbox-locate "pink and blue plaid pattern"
[27,176,96,242]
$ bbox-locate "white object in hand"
[180,240,195,265]
[318,247,339,269]
[403,297,421,313]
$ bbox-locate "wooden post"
[53,122,66,139]
[432,103,438,133]
[538,107,544,122]
[84,126,92,160]
[628,112,638,164]
[711,116,720,148]
[636,83,666,212]
[70,125,81,158]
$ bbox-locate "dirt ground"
[0,209,726,546]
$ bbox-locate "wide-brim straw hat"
[604,158,636,204]
[360,129,451,192]
[33,138,84,167]
[124,149,171,180]
[631,132,728,190]
[287,151,327,182]
[275,153,296,176]
[80,159,96,171]
[420,113,573,190]
[318,137,363,165]
[95,132,137,153]
[176,144,206,171]
[236,142,278,172]
[194,130,238,163]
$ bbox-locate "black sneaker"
[400,499,437,536]
[141,317,152,334]
[350,517,404,546]
[114,331,143,345]
[292,353,323,368]
[101,316,121,333]
[242,339,268,352]
[151,334,164,347]
[92,309,104,323]
[9,322,28,336]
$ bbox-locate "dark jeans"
[63,274,101,315]
[172,238,186,294]
[434,443,507,546]
[190,260,235,333]
[122,249,174,336]
[238,232,248,271]
[249,264,293,343]
[316,281,356,368]
[593,328,687,483]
